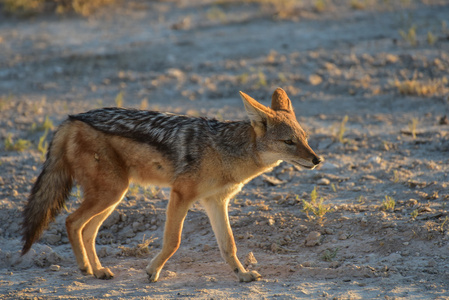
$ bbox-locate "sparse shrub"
[322,248,339,262]
[119,235,157,257]
[337,115,349,143]
[31,115,54,132]
[391,71,448,97]
[4,134,31,151]
[350,0,366,10]
[314,0,326,12]
[128,184,140,197]
[115,91,124,107]
[302,187,332,223]
[206,6,227,22]
[381,195,395,211]
[0,0,116,16]
[410,209,419,219]
[256,70,267,87]
[37,129,49,161]
[408,118,418,139]
[399,26,417,46]
[427,31,437,45]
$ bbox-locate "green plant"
[4,134,31,151]
[410,209,419,219]
[144,186,161,199]
[393,170,400,183]
[350,0,366,10]
[337,115,349,143]
[206,6,227,22]
[408,118,418,139]
[322,248,339,262]
[302,187,332,223]
[119,235,157,257]
[314,0,326,12]
[399,25,417,46]
[31,115,54,132]
[237,73,249,85]
[391,71,448,96]
[427,31,437,45]
[331,183,337,193]
[128,184,140,197]
[256,70,267,87]
[115,91,124,107]
[0,0,115,16]
[37,129,49,161]
[381,195,395,211]
[440,216,448,233]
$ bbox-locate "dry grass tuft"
[0,0,115,17]
[391,71,448,97]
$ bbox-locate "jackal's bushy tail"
[22,126,73,255]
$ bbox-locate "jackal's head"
[240,88,321,169]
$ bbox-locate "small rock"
[180,256,193,263]
[338,233,348,240]
[302,261,314,267]
[262,175,285,186]
[407,199,418,207]
[324,228,334,235]
[42,233,61,245]
[361,217,368,226]
[317,178,330,185]
[305,231,321,247]
[244,252,258,267]
[368,156,381,164]
[132,221,145,233]
[203,244,211,252]
[297,224,308,232]
[50,265,60,271]
[309,74,322,85]
[267,218,275,226]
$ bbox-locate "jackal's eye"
[284,139,295,145]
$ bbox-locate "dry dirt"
[1,0,449,299]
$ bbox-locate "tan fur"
[22,88,320,282]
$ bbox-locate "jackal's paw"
[238,270,261,282]
[94,267,114,280]
[146,266,161,283]
[80,267,93,276]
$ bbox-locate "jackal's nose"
[312,156,322,165]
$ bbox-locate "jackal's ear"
[271,87,293,112]
[240,91,274,124]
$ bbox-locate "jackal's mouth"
[291,159,317,170]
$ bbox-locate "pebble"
[309,74,323,85]
[361,217,368,226]
[180,256,193,263]
[317,178,330,185]
[368,156,381,164]
[305,231,321,247]
[50,265,60,271]
[297,224,308,232]
[338,233,348,240]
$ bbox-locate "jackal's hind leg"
[82,198,125,279]
[201,197,261,282]
[146,189,193,282]
[66,186,127,279]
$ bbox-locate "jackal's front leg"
[146,190,193,282]
[201,197,261,282]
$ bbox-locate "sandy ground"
[1,0,449,298]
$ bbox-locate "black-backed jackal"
[22,88,321,282]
